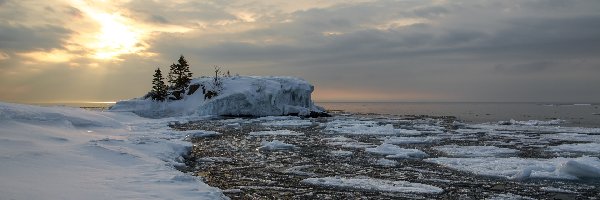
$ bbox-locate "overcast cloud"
[1,0,599,102]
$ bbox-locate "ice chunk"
[547,143,600,153]
[259,140,296,151]
[383,136,440,144]
[498,119,565,126]
[540,187,576,194]
[365,143,428,159]
[330,150,353,157]
[301,177,443,194]
[261,119,314,127]
[375,158,398,167]
[249,130,303,136]
[425,156,600,180]
[283,165,316,176]
[433,145,519,157]
[325,119,420,135]
[486,193,535,200]
[323,136,375,149]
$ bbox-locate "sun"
[90,13,146,59]
[69,0,147,60]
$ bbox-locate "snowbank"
[110,76,324,117]
[0,102,224,199]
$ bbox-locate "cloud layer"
[1,0,599,102]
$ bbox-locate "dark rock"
[188,84,200,95]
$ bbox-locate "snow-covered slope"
[110,76,324,118]
[0,102,224,199]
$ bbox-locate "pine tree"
[151,68,168,101]
[177,55,192,89]
[167,55,193,92]
[167,63,177,88]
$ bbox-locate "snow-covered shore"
[110,76,324,118]
[0,102,224,199]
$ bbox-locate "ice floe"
[433,145,519,157]
[365,143,428,159]
[426,156,600,180]
[546,143,600,153]
[258,140,296,151]
[249,130,303,136]
[375,158,398,167]
[330,150,353,157]
[261,119,314,127]
[383,136,441,144]
[283,165,317,176]
[325,119,421,135]
[323,136,375,149]
[301,177,443,194]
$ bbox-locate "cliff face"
[109,76,324,118]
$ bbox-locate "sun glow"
[69,0,148,60]
[89,13,146,59]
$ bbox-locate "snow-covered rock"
[110,76,324,117]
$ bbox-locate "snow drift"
[110,76,324,118]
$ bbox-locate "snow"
[300,177,443,194]
[248,130,303,136]
[547,143,600,153]
[425,156,600,180]
[110,76,323,117]
[258,140,297,151]
[325,119,421,135]
[365,143,429,159]
[433,145,519,157]
[0,102,224,199]
[383,136,440,144]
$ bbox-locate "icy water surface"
[175,113,600,199]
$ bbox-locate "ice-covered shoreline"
[0,102,225,199]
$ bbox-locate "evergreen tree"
[167,55,193,91]
[167,63,177,88]
[177,55,193,89]
[151,68,168,101]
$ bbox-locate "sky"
[1,0,599,103]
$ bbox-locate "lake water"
[37,101,600,128]
[318,102,600,128]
